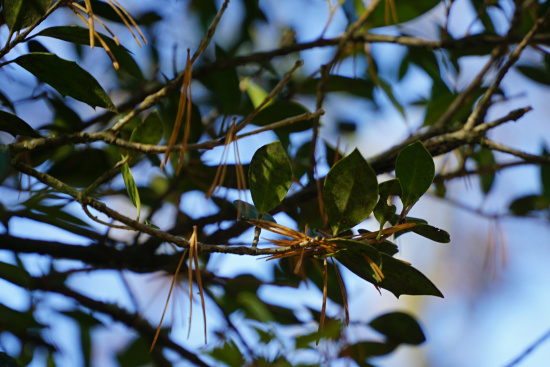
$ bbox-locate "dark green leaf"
[377,253,443,298]
[340,340,397,360]
[116,337,154,367]
[27,39,49,53]
[208,340,244,367]
[363,0,441,28]
[369,311,426,345]
[394,223,450,243]
[47,148,117,187]
[295,318,342,349]
[14,53,117,112]
[374,179,402,227]
[472,147,496,194]
[323,149,378,235]
[2,0,51,32]
[35,25,143,79]
[0,261,32,288]
[0,352,21,367]
[0,149,10,184]
[129,110,164,145]
[199,45,241,114]
[0,90,15,113]
[395,141,434,208]
[296,75,374,99]
[249,141,292,214]
[509,194,550,216]
[121,159,141,221]
[516,65,550,86]
[332,239,383,283]
[0,110,41,138]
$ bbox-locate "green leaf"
[362,0,441,28]
[129,110,164,145]
[516,65,550,86]
[323,149,378,235]
[296,75,374,99]
[35,25,143,79]
[2,0,51,32]
[377,253,443,298]
[14,53,117,112]
[47,148,116,187]
[116,337,154,367]
[295,318,342,348]
[333,239,383,283]
[121,158,141,221]
[395,141,434,208]
[208,340,244,367]
[374,179,402,227]
[0,90,15,113]
[0,261,32,288]
[249,141,292,214]
[0,149,10,184]
[395,223,451,243]
[245,80,270,109]
[0,110,41,138]
[232,200,276,222]
[237,292,274,322]
[472,147,495,194]
[0,352,21,367]
[199,45,241,114]
[369,312,426,345]
[339,341,397,360]
[509,194,550,216]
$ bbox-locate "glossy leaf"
[394,223,451,243]
[249,141,292,214]
[129,110,164,145]
[2,0,51,32]
[14,53,117,112]
[35,26,143,79]
[395,141,434,208]
[0,110,41,138]
[369,312,426,345]
[360,0,441,28]
[121,159,141,221]
[323,149,378,235]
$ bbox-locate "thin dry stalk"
[317,258,328,345]
[331,257,349,325]
[150,248,189,352]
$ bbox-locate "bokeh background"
[2,0,550,366]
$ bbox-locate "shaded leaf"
[116,336,154,367]
[0,110,41,138]
[394,223,450,243]
[516,65,550,86]
[377,253,443,298]
[0,90,15,113]
[339,340,397,360]
[2,0,51,32]
[249,141,292,214]
[14,53,117,112]
[472,147,496,194]
[129,110,164,145]
[35,25,143,79]
[333,239,383,283]
[395,141,434,208]
[541,147,550,200]
[208,340,244,367]
[296,75,374,99]
[323,149,378,235]
[232,200,275,222]
[509,194,550,216]
[0,261,32,288]
[369,311,426,345]
[47,148,116,187]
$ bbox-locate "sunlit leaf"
[395,141,434,208]
[249,141,292,214]
[323,149,378,235]
[121,158,141,221]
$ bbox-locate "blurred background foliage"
[1,0,550,366]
